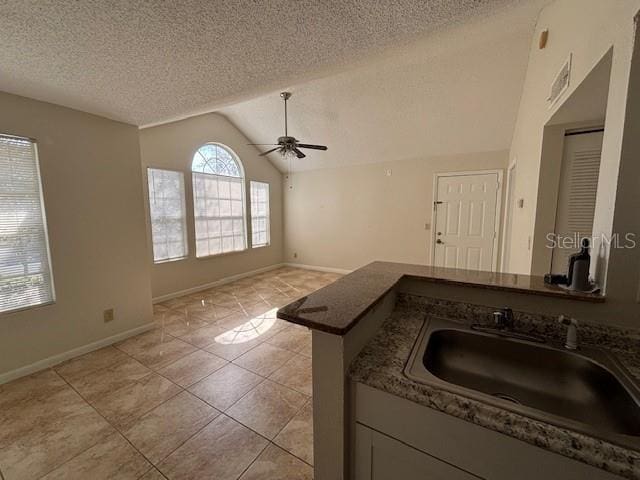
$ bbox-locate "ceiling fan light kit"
[249,92,328,160]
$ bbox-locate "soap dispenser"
[567,237,591,291]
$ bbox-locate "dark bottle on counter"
[567,237,591,291]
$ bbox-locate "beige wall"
[603,14,640,329]
[505,0,640,279]
[284,151,508,272]
[139,113,283,299]
[529,49,611,276]
[0,91,152,379]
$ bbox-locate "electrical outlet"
[103,308,114,323]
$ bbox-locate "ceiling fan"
[249,92,328,159]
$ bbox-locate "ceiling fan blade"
[248,143,279,146]
[297,143,328,151]
[259,147,280,156]
[293,148,306,159]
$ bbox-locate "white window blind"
[192,144,247,257]
[250,181,270,248]
[0,134,55,314]
[147,168,188,263]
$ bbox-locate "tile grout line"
[29,269,331,479]
[150,409,223,476]
[281,395,315,467]
[267,391,311,445]
[58,367,195,479]
[269,441,315,469]
[224,374,269,409]
[211,412,314,478]
[73,318,245,474]
[189,366,308,452]
[218,376,313,467]
[158,275,318,465]
[49,346,193,478]
[89,341,190,424]
[234,439,271,480]
[152,350,229,389]
[34,370,148,479]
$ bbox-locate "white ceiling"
[2,0,532,126]
[221,1,546,172]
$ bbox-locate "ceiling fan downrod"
[280,91,291,137]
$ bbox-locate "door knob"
[436,239,444,244]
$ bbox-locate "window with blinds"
[147,168,188,263]
[250,181,270,248]
[192,144,247,257]
[0,134,55,314]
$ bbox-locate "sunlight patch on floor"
[214,308,278,344]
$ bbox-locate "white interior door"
[433,172,500,271]
[550,130,603,274]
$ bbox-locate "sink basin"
[405,317,640,448]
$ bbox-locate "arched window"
[192,143,246,257]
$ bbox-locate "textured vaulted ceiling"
[221,1,547,171]
[2,0,533,126]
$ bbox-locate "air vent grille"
[548,54,572,106]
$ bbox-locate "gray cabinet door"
[354,423,482,480]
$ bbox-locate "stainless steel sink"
[405,317,640,448]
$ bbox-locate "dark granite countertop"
[348,295,640,479]
[277,261,605,335]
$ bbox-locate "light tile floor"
[0,267,341,480]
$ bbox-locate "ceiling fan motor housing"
[278,136,298,146]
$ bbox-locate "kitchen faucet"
[471,306,545,343]
[493,307,514,330]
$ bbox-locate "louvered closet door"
[551,130,603,274]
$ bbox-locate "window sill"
[252,244,271,249]
[153,256,189,265]
[0,300,56,317]
[196,248,249,260]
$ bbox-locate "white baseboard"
[152,263,286,304]
[283,262,352,275]
[152,262,351,305]
[1,261,349,385]
[0,322,155,385]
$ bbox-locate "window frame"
[250,181,271,248]
[191,143,248,259]
[0,133,56,315]
[146,167,189,264]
